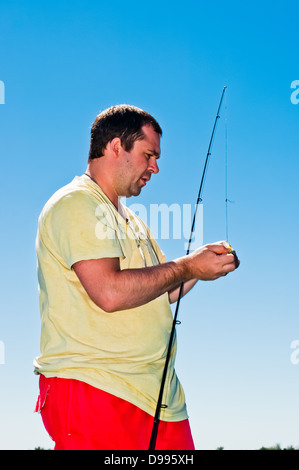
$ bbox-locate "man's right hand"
[185,241,237,281]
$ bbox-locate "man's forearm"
[101,258,192,312]
[73,242,236,313]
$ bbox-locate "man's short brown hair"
[88,104,162,160]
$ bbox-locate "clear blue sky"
[0,0,298,450]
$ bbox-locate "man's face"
[116,125,161,198]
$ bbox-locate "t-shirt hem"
[35,369,188,423]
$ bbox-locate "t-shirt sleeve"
[40,190,124,268]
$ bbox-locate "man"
[34,105,237,450]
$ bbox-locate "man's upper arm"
[72,257,121,312]
[45,191,124,269]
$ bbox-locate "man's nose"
[148,157,159,174]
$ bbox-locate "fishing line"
[224,91,235,242]
[225,92,229,241]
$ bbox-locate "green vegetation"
[258,444,298,450]
[34,443,299,450]
[216,444,298,450]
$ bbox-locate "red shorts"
[35,375,195,450]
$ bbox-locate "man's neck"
[85,164,120,210]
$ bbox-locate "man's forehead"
[140,125,161,155]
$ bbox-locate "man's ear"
[109,137,122,157]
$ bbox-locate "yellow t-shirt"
[34,174,187,421]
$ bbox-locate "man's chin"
[123,187,142,198]
[132,188,142,197]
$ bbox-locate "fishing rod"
[148,86,239,450]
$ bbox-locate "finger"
[221,250,240,269]
[216,242,240,269]
[206,242,231,255]
[221,240,232,250]
[217,253,235,264]
[222,260,237,274]
[215,240,233,251]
